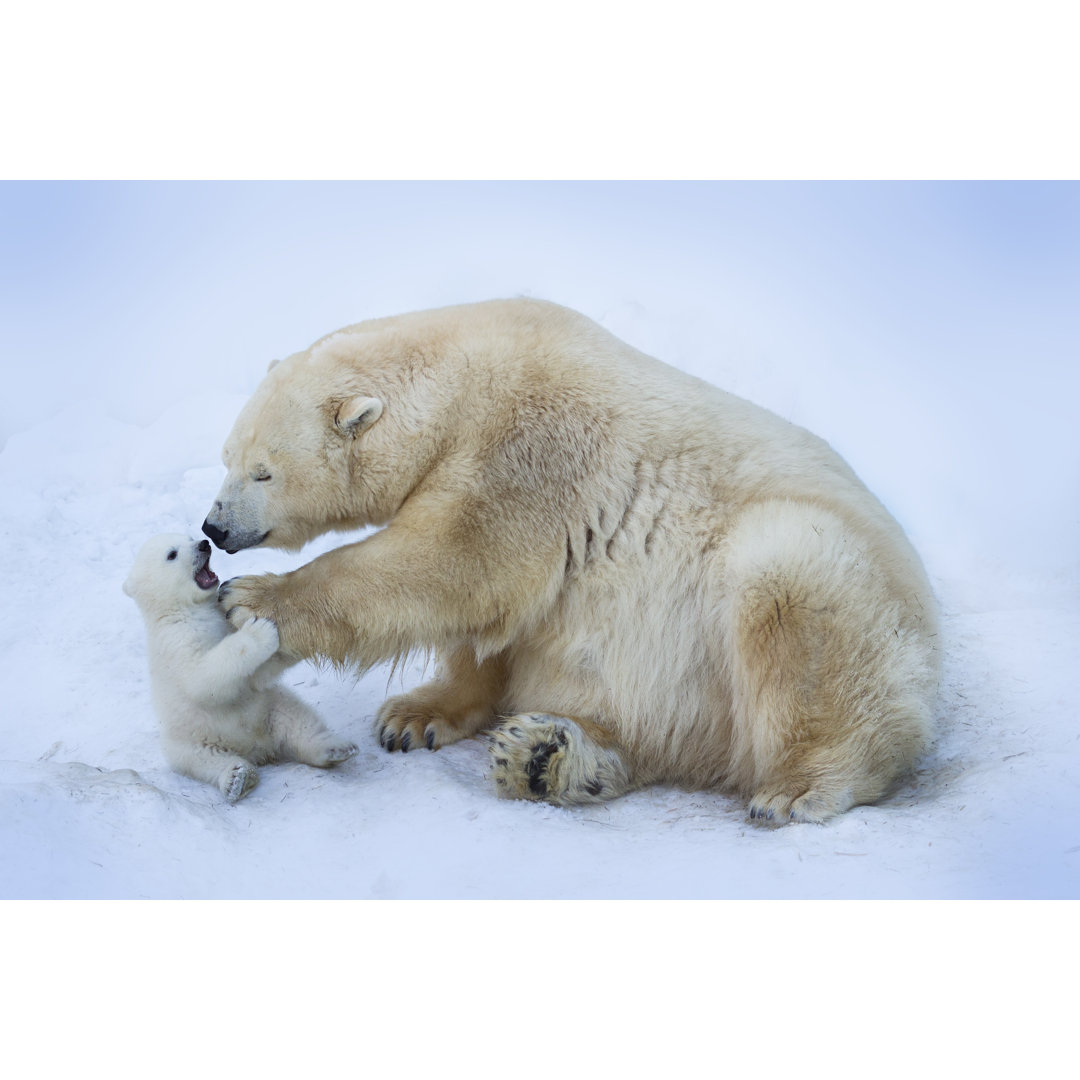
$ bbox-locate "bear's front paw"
[219,575,271,629]
[375,692,495,753]
[224,603,256,629]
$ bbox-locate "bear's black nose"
[202,520,229,549]
[198,539,210,553]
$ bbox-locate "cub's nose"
[202,520,229,549]
[197,539,210,553]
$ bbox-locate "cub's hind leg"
[268,690,358,767]
[488,713,636,805]
[377,647,506,752]
[163,738,259,803]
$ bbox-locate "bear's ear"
[267,358,280,373]
[335,396,383,437]
[122,575,135,598]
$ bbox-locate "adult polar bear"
[205,299,940,823]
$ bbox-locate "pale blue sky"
[2,182,1077,585]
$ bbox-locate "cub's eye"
[255,473,272,482]
[167,550,178,561]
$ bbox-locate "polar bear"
[205,299,940,823]
[124,533,358,801]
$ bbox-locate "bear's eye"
[254,473,272,482]
[167,550,178,561]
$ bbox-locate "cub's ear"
[334,396,383,437]
[267,358,280,373]
[122,575,135,598]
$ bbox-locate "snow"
[1,182,1078,899]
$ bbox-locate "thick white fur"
[124,534,356,801]
[208,299,940,823]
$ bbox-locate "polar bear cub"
[124,533,357,801]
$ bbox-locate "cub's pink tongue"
[195,566,219,590]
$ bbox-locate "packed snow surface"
[1,182,1077,898]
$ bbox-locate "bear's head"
[123,533,221,616]
[202,329,452,554]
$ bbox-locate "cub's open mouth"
[194,550,220,591]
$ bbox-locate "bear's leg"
[267,691,358,767]
[164,739,259,803]
[487,713,636,805]
[721,501,934,825]
[376,646,506,752]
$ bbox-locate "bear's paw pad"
[487,714,575,803]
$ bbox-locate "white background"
[2,1,1077,1075]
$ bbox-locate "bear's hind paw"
[487,713,631,806]
[747,783,855,825]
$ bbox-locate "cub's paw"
[375,696,480,753]
[242,616,280,659]
[222,762,258,803]
[315,740,359,767]
[487,714,630,806]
